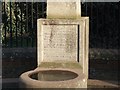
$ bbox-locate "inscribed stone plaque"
[41,25,78,61]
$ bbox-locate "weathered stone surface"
[20,0,89,88]
[47,0,81,19]
[20,67,87,88]
[37,17,89,78]
[41,25,78,62]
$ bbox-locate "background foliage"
[2,2,46,47]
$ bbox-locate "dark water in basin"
[30,70,78,81]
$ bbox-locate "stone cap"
[47,0,81,19]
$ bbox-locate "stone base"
[19,62,87,88]
[19,68,87,88]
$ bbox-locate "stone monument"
[20,0,89,88]
[38,0,89,77]
[37,0,89,79]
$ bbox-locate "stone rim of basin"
[29,69,78,81]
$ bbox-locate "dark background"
[82,2,119,49]
[2,2,119,49]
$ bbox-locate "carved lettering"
[42,25,78,61]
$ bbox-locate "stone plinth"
[37,17,89,78]
[47,0,81,19]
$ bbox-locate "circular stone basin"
[30,70,78,81]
